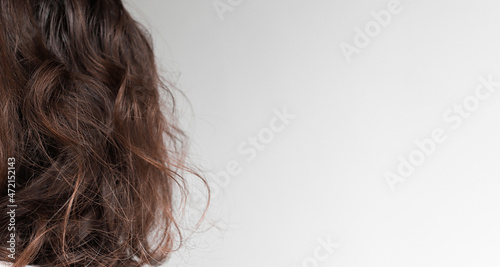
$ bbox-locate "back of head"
[0,0,198,266]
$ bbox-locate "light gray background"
[126,0,500,266]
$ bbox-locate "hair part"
[0,0,208,266]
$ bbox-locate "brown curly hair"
[0,0,207,266]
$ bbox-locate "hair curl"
[0,0,206,266]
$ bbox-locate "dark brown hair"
[0,0,207,266]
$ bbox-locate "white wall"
[126,0,500,266]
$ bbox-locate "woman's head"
[0,0,204,266]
